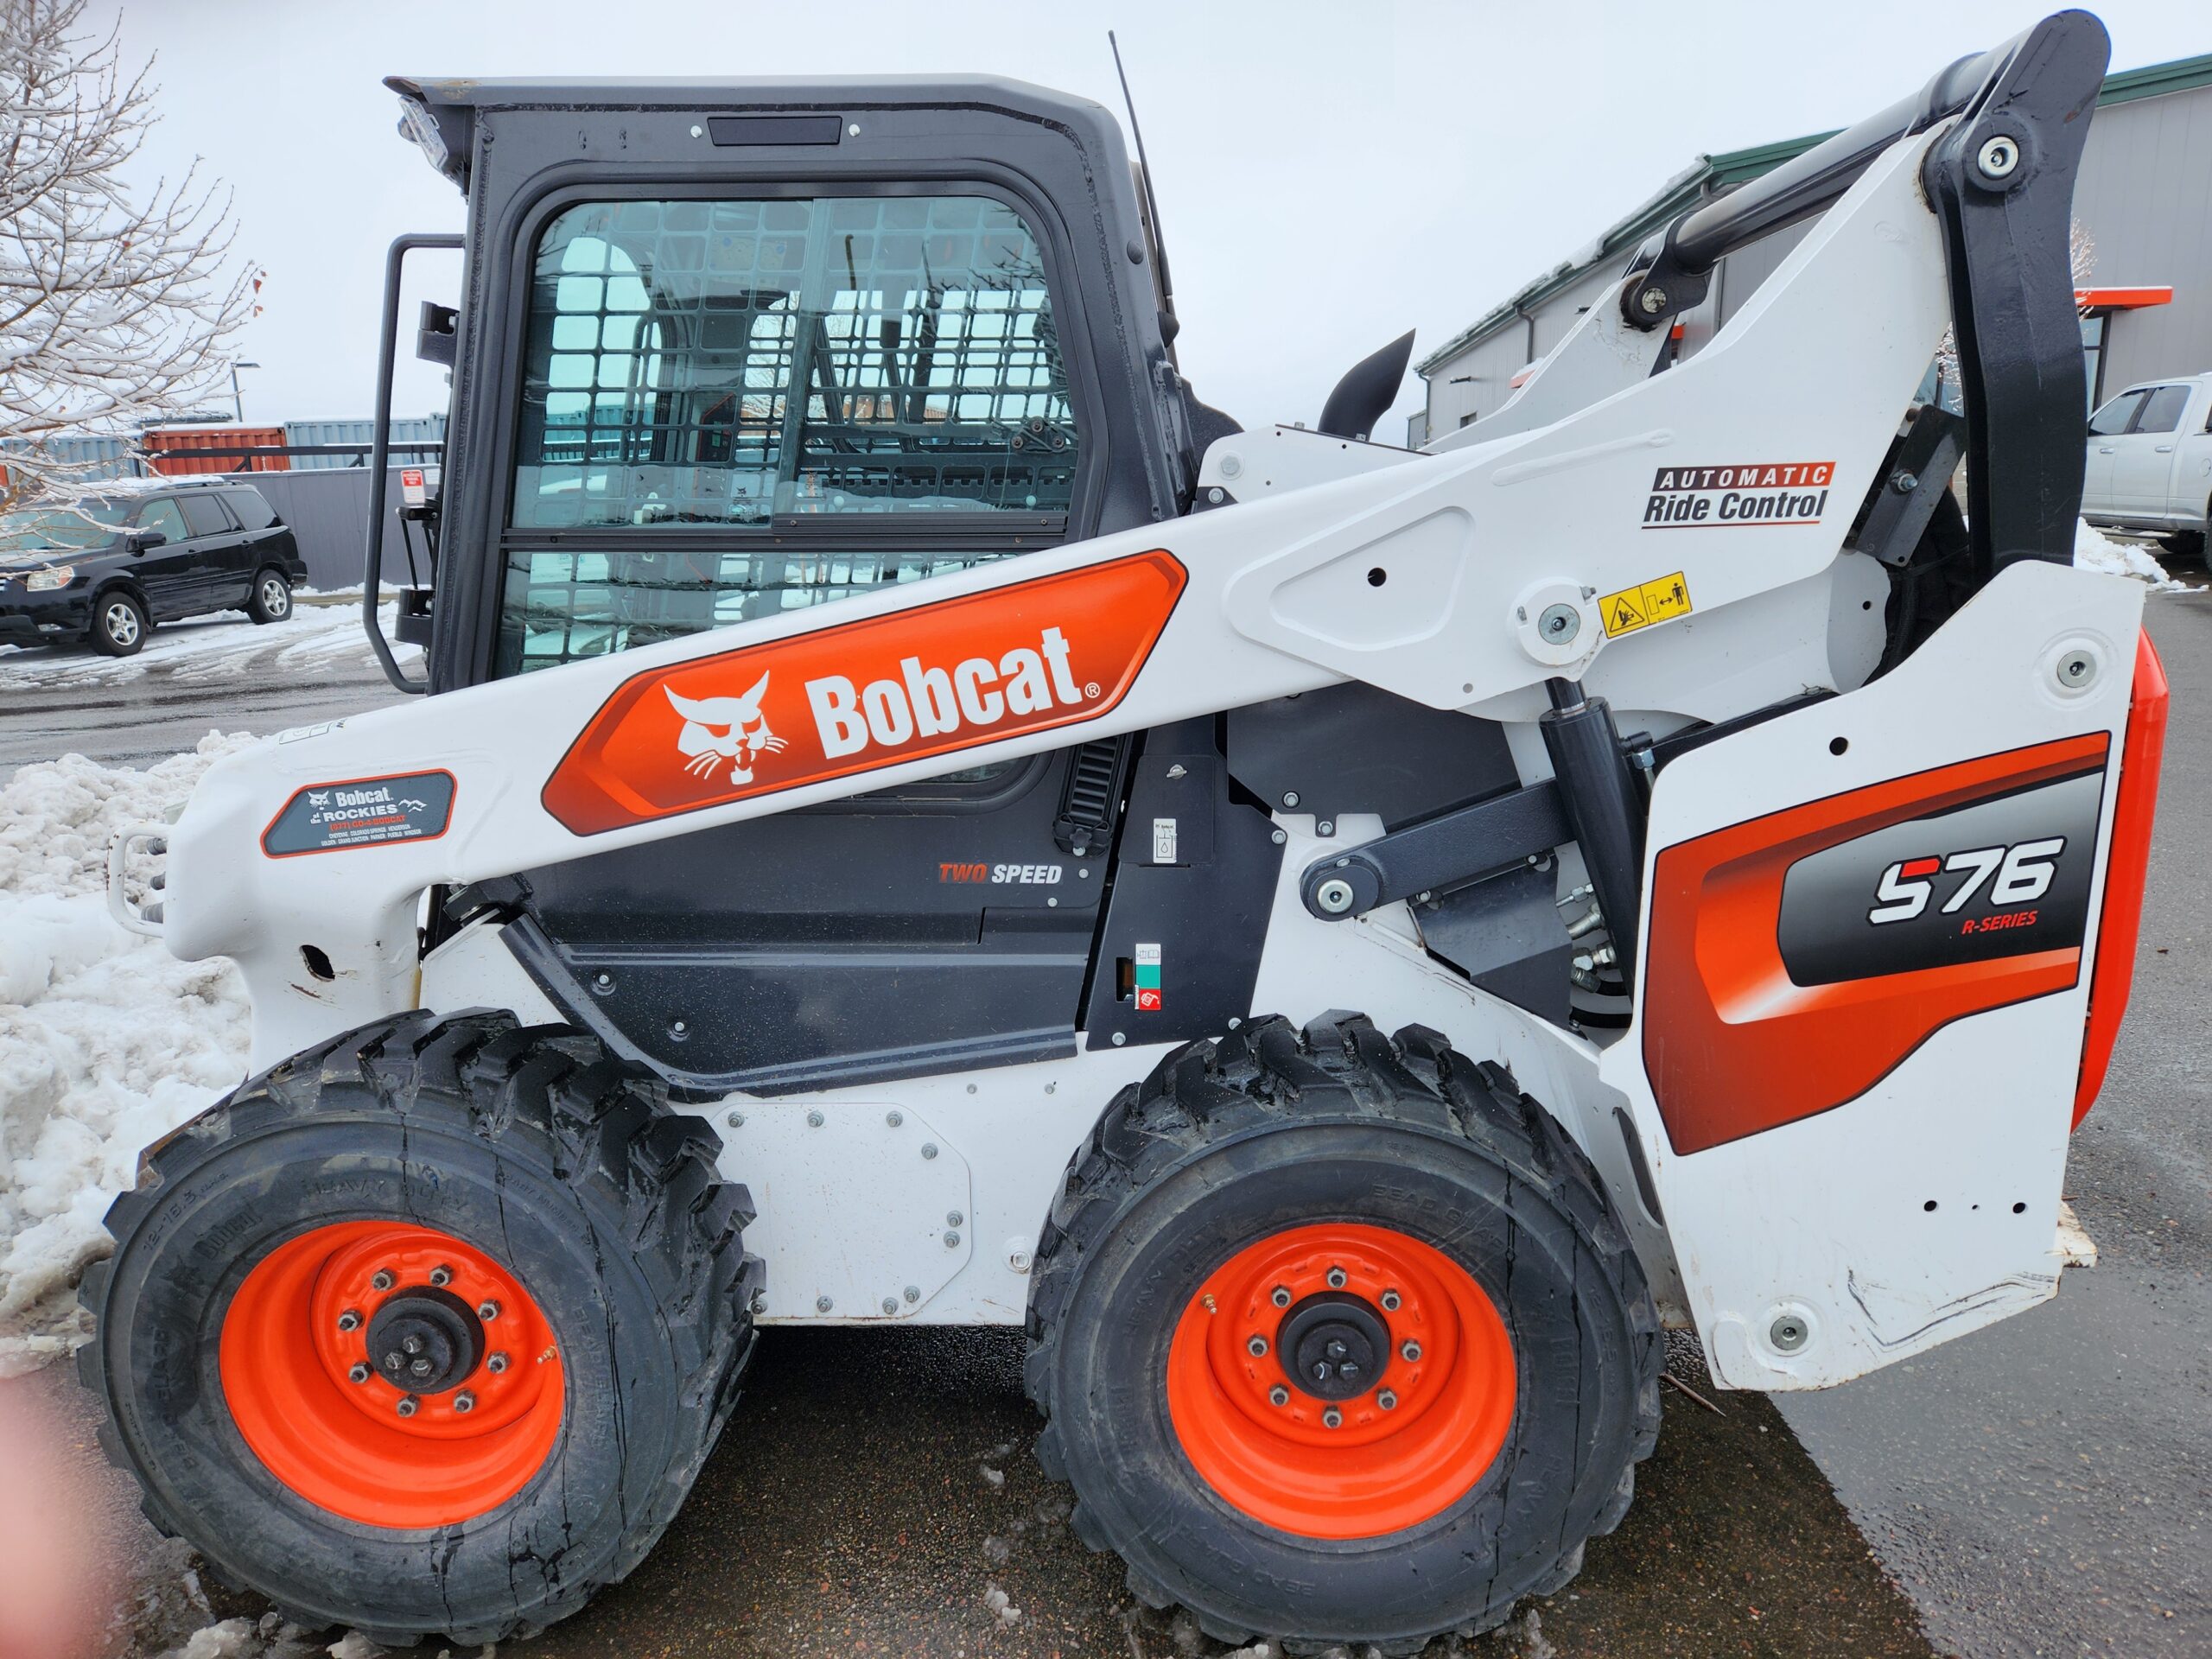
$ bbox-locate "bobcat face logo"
[665,674,787,786]
[306,790,331,807]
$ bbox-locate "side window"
[2133,385,2190,435]
[226,488,278,531]
[134,499,188,543]
[177,494,234,537]
[496,194,1084,678]
[2088,391,2144,436]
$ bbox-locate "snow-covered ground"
[0,737,255,1376]
[0,595,416,690]
[2075,518,2187,591]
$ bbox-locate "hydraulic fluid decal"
[1134,943,1163,1011]
[1642,732,2109,1155]
[262,771,456,857]
[1642,461,1834,529]
[1599,570,1694,638]
[543,551,1188,836]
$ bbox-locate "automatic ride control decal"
[543,551,1188,836]
[1642,732,2109,1155]
[261,771,457,857]
[1642,461,1835,529]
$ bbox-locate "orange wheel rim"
[219,1221,564,1528]
[1166,1222,1515,1539]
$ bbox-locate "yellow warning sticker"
[1600,571,1693,638]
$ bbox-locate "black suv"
[0,479,309,656]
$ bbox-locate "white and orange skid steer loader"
[84,11,2167,1651]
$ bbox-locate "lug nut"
[1380,1289,1402,1312]
[1325,1266,1348,1290]
[478,1301,500,1321]
[1401,1340,1422,1363]
[1322,1408,1343,1429]
[396,1395,420,1418]
[1247,1335,1268,1357]
[1270,1285,1292,1308]
[371,1269,395,1292]
[453,1391,475,1414]
[336,1308,362,1332]
[348,1363,371,1384]
[1268,1385,1289,1408]
[429,1264,453,1287]
[487,1352,510,1375]
[1378,1389,1398,1410]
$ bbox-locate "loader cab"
[384,76,1200,692]
[381,77,1256,1092]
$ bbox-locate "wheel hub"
[365,1286,484,1394]
[1278,1291,1389,1401]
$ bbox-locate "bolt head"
[921,1141,940,1160]
[348,1362,371,1384]
[1322,1408,1343,1429]
[1282,791,1300,808]
[1271,1285,1293,1308]
[883,1296,899,1314]
[817,1294,834,1313]
[806,1109,825,1128]
[402,1334,423,1356]
[410,1357,433,1377]
[886,1109,903,1128]
[1538,602,1581,644]
[1378,1389,1398,1410]
[1315,878,1356,915]
[429,1264,452,1287]
[947,1210,964,1227]
[1380,1289,1402,1312]
[1325,1266,1349,1290]
[1640,285,1668,315]
[478,1300,500,1322]
[1401,1340,1422,1363]
[337,1308,361,1332]
[371,1269,395,1292]
[1268,1385,1290,1407]
[1247,1334,1268,1357]
[904,1285,921,1303]
[1770,1313,1810,1352]
[944,1230,962,1248]
[487,1352,510,1374]
[396,1395,419,1417]
[453,1390,476,1414]
[728,1110,745,1128]
[1976,133,2021,181]
[1111,1032,1127,1046]
[1892,470,1919,494]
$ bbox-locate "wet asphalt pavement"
[5,575,2208,1657]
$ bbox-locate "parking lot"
[1,573,2204,1659]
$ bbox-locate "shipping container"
[142,425,291,475]
[283,416,448,470]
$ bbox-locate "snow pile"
[2075,520,2183,592]
[0,735,256,1376]
[0,599,419,689]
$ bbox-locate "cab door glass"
[2132,385,2189,435]
[176,495,234,538]
[134,499,188,543]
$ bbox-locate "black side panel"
[1084,724,1282,1050]
[1415,862,1574,1027]
[1225,685,1520,831]
[506,752,1103,1095]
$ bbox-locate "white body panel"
[131,120,2143,1388]
[2082,372,2212,531]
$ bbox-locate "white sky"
[86,0,2209,436]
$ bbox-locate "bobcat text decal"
[542,551,1187,835]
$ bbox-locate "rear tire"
[1025,1014,1660,1654]
[247,568,293,623]
[88,589,147,656]
[78,1010,762,1647]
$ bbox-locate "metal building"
[1414,51,2212,442]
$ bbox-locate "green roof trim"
[1418,53,2212,377]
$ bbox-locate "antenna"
[1108,30,1174,315]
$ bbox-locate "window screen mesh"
[512,195,1079,527]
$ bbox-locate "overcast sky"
[86,0,2207,435]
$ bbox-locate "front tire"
[247,568,292,623]
[88,589,147,656]
[1026,1014,1660,1654]
[78,1011,762,1647]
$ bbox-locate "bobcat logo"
[306,790,331,807]
[665,674,786,786]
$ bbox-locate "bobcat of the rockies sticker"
[262,771,456,856]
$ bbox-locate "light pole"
[230,361,261,424]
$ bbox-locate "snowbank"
[2074,519,2184,592]
[0,735,255,1376]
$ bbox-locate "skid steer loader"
[82,10,2167,1650]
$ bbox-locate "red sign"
[542,551,1188,836]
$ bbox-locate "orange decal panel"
[542,551,1187,836]
[1643,733,2110,1157]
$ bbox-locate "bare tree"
[0,0,263,511]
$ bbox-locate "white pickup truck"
[2082,372,2212,554]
